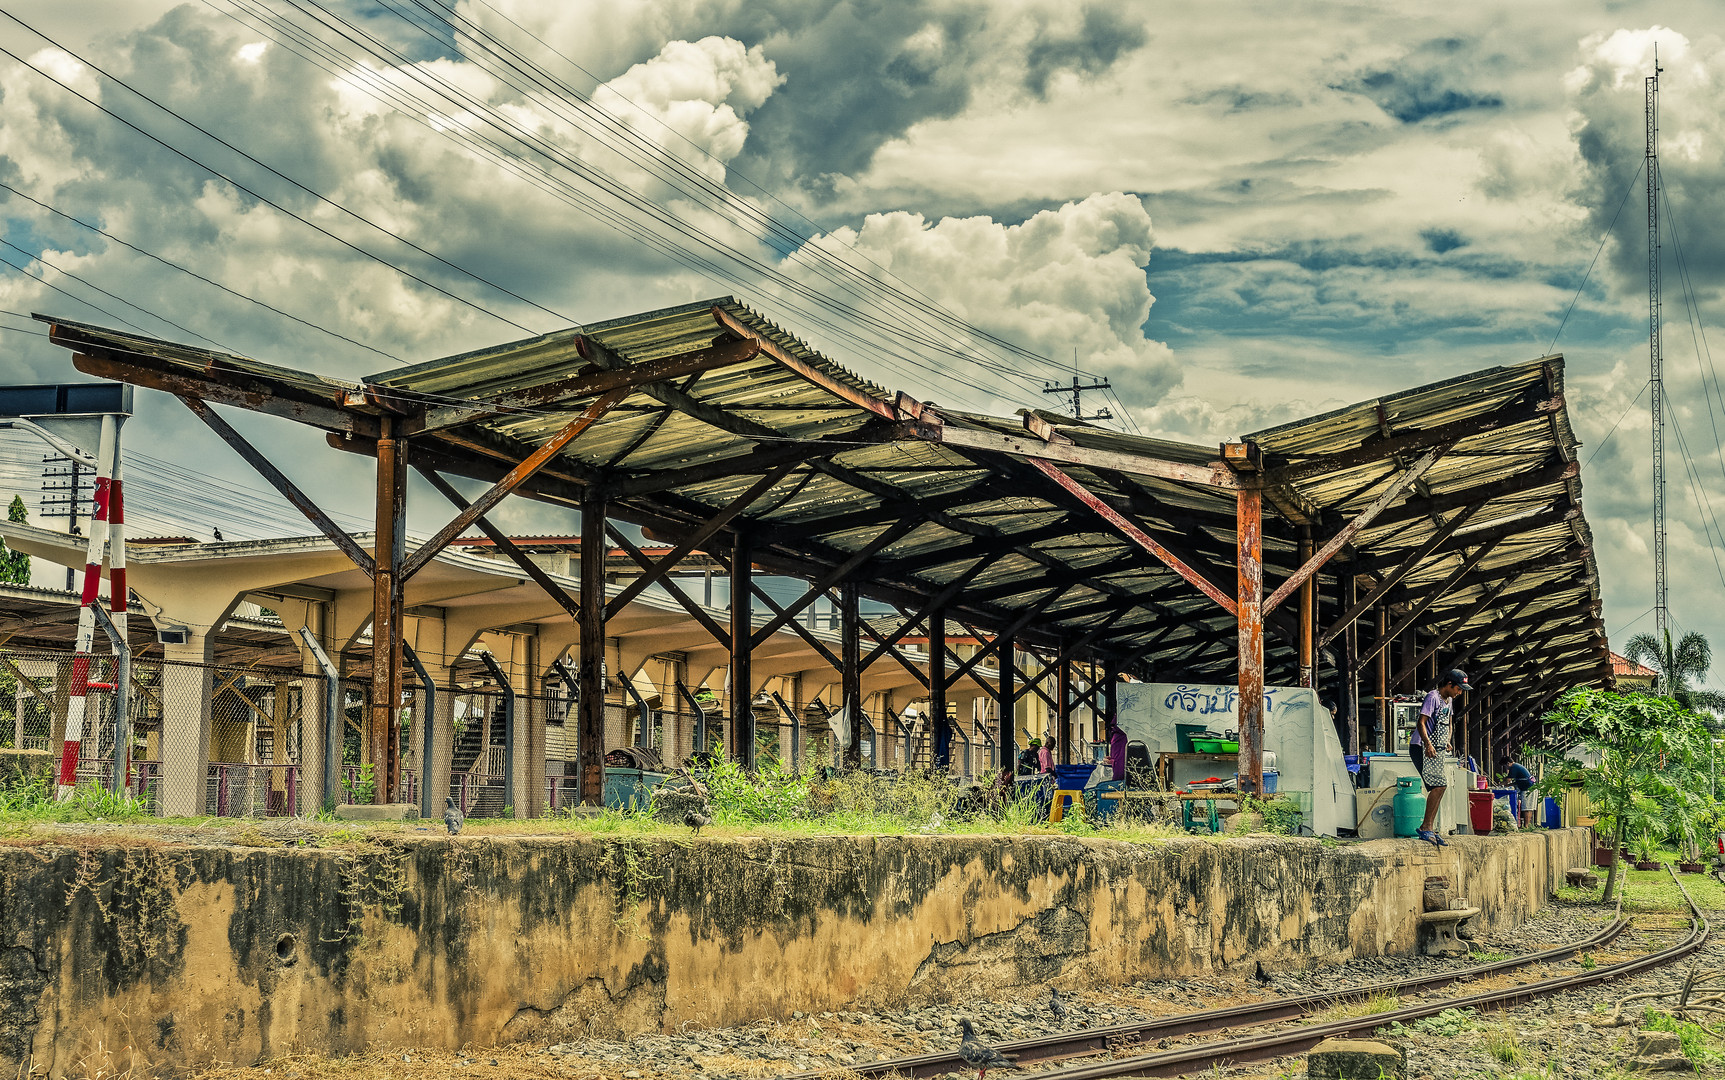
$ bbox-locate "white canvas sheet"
[1115,682,1356,837]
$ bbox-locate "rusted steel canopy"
[39,303,1612,698]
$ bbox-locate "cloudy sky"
[0,1,1721,687]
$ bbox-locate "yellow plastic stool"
[1049,789,1082,822]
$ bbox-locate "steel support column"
[1236,481,1265,796]
[1055,650,1073,766]
[841,581,861,770]
[997,634,1016,761]
[1297,527,1315,687]
[731,530,755,769]
[370,416,406,804]
[930,608,949,769]
[578,499,608,805]
[1343,571,1359,755]
[1376,605,1390,751]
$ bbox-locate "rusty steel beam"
[419,336,760,432]
[1318,504,1485,647]
[1031,459,1238,615]
[1389,575,1532,691]
[730,529,755,769]
[749,584,842,672]
[606,464,798,619]
[926,422,1239,489]
[860,559,990,671]
[841,581,862,769]
[1237,480,1266,796]
[1262,444,1447,615]
[1369,457,1578,531]
[602,436,854,500]
[750,517,919,648]
[177,393,378,576]
[860,621,931,690]
[417,466,582,624]
[68,343,380,437]
[1266,393,1563,484]
[712,305,898,421]
[1355,537,1504,669]
[371,415,406,804]
[607,526,730,646]
[1350,506,1575,576]
[1298,527,1314,686]
[402,387,629,581]
[998,632,1016,756]
[579,499,608,805]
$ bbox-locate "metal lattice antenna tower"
[1648,48,1669,684]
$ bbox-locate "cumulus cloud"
[785,192,1175,409]
[1568,26,1725,301]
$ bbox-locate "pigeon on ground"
[1253,960,1273,985]
[444,795,464,836]
[958,1018,1015,1079]
[1047,985,1068,1023]
[685,807,710,835]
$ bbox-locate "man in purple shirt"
[1412,669,1470,845]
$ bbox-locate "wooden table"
[1156,751,1239,790]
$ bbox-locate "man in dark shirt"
[1506,759,1536,827]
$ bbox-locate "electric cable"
[0,179,403,362]
[1548,159,1644,354]
[0,11,550,335]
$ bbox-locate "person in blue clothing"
[1412,669,1471,846]
[1506,758,1536,827]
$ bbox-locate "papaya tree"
[1536,688,1711,901]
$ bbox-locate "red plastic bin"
[1468,789,1494,834]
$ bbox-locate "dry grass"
[1313,990,1400,1022]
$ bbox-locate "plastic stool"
[1049,789,1082,822]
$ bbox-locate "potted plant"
[1535,690,1712,901]
[1633,829,1662,871]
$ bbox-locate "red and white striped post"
[56,414,123,801]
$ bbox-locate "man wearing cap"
[1412,669,1471,845]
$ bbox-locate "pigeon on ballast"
[685,806,710,835]
[1253,960,1273,986]
[1047,984,1068,1023]
[958,1018,1015,1079]
[444,795,464,836]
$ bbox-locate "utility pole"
[1043,352,1113,422]
[1647,49,1669,688]
[41,453,90,590]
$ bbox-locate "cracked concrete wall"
[0,829,1588,1078]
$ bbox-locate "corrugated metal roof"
[38,304,1610,701]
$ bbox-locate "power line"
[0,179,404,362]
[0,11,549,337]
[1547,157,1644,354]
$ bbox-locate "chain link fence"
[4,646,1018,818]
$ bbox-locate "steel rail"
[1041,871,1704,1079]
[811,910,1630,1079]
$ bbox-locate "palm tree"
[1625,631,1725,720]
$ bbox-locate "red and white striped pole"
[57,414,119,801]
[108,431,128,788]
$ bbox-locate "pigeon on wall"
[685,807,710,835]
[958,1018,1015,1079]
[444,795,464,836]
[1047,985,1068,1023]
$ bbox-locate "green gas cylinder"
[1393,775,1426,837]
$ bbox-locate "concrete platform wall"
[4,828,1589,1078]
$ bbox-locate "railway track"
[809,877,1706,1080]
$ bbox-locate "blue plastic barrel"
[1053,763,1096,790]
[1544,795,1560,829]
